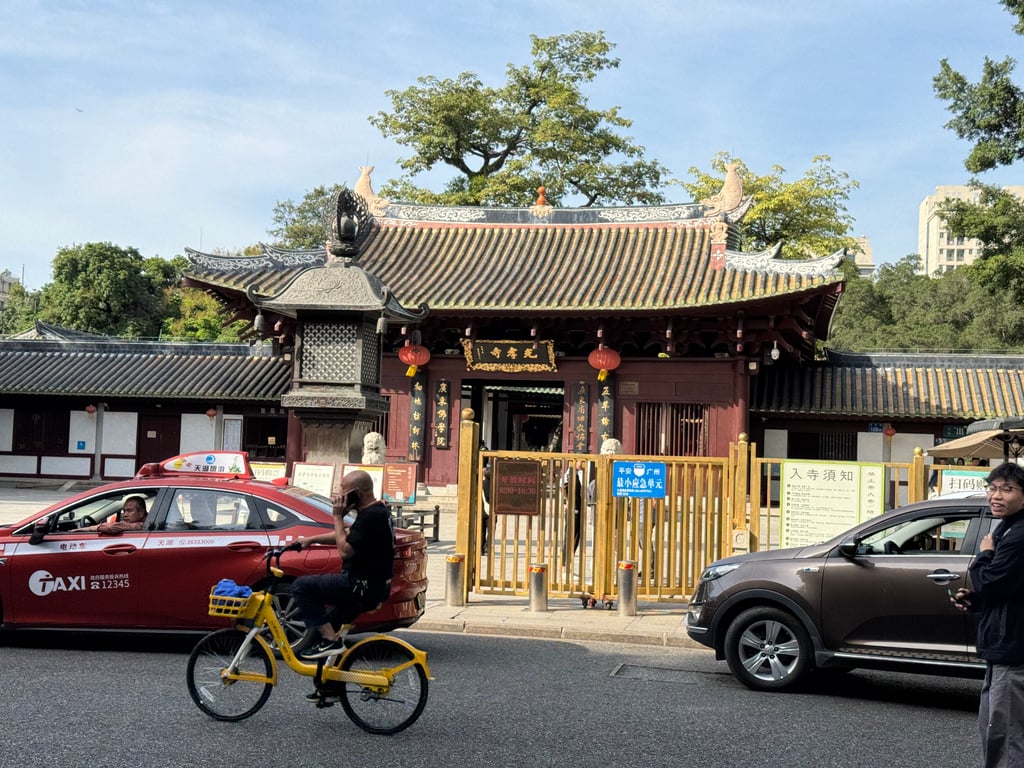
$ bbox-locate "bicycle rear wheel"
[186,629,274,721]
[338,638,428,735]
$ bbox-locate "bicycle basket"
[208,590,254,618]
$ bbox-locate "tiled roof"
[751,352,1024,420]
[358,223,841,314]
[184,208,844,317]
[0,340,291,400]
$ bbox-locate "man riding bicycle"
[292,469,395,661]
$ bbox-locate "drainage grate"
[610,663,725,683]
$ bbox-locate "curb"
[412,617,706,649]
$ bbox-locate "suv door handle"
[926,571,961,581]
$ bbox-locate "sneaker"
[300,638,346,660]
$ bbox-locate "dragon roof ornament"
[724,243,846,276]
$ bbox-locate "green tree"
[368,31,668,207]
[827,254,1024,352]
[683,153,860,258]
[161,253,252,341]
[932,1,1024,294]
[36,242,166,338]
[0,281,41,336]
[268,184,344,249]
[162,287,248,341]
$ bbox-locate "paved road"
[0,629,980,768]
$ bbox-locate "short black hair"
[986,462,1024,488]
[123,495,148,515]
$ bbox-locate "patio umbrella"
[926,429,1013,460]
[927,417,1024,461]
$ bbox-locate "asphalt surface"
[0,482,699,649]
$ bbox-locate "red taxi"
[0,452,428,645]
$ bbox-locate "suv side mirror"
[838,537,860,558]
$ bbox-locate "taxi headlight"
[699,562,742,583]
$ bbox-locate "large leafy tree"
[932,0,1024,292]
[683,153,860,258]
[0,280,41,336]
[827,255,1024,352]
[268,184,344,250]
[35,242,170,338]
[368,31,668,207]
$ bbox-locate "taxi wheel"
[723,606,812,692]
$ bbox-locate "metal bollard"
[617,560,637,617]
[445,553,466,607]
[529,563,548,612]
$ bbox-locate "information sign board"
[612,461,667,498]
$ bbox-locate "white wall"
[180,413,219,453]
[0,454,37,473]
[68,411,97,453]
[40,455,91,476]
[0,408,13,451]
[103,457,137,478]
[762,429,787,458]
[103,411,138,454]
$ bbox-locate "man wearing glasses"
[292,469,395,661]
[951,462,1024,767]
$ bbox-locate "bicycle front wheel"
[186,629,274,721]
[339,638,428,735]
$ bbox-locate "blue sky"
[2,0,1023,290]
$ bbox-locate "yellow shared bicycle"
[186,544,431,734]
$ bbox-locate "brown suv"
[686,493,993,691]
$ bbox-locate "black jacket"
[969,513,1024,664]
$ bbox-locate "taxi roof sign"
[135,451,253,479]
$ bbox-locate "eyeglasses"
[986,485,1022,495]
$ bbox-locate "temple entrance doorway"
[463,380,565,452]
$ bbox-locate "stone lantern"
[248,187,428,466]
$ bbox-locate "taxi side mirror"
[28,520,49,546]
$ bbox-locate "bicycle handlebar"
[262,541,303,572]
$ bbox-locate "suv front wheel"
[724,606,812,692]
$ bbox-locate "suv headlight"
[699,563,742,582]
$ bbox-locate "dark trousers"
[979,662,1024,767]
[291,572,388,629]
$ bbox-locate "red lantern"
[206,408,218,420]
[84,404,97,415]
[398,344,431,377]
[883,424,896,441]
[588,347,621,381]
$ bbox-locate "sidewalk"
[417,531,698,648]
[0,484,700,649]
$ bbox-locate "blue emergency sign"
[612,460,667,498]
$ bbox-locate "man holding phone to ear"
[950,461,1024,767]
[292,469,395,660]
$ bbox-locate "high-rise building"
[0,270,19,310]
[917,184,1024,275]
[851,236,875,277]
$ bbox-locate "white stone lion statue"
[362,431,385,464]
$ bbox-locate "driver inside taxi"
[73,496,148,535]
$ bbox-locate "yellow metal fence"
[455,417,931,604]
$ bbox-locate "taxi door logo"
[29,570,85,596]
